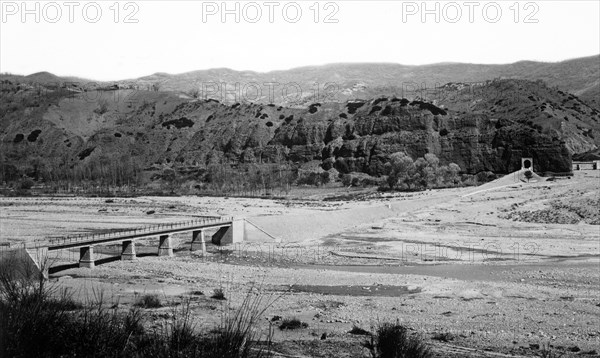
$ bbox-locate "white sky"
[1,0,599,81]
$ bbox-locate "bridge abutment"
[211,220,245,246]
[121,240,137,260]
[191,230,206,253]
[24,247,49,279]
[79,246,95,268]
[158,235,173,257]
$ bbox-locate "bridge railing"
[17,216,234,249]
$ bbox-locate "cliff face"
[0,79,578,181]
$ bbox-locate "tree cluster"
[200,163,296,195]
[386,152,461,190]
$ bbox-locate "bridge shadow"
[49,252,168,274]
[49,263,78,274]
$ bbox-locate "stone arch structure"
[521,157,533,172]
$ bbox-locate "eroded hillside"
[1,78,590,186]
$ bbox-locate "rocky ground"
[0,171,599,357]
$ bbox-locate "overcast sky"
[1,0,599,81]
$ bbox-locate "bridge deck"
[18,216,234,250]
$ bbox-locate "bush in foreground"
[135,294,162,308]
[0,256,275,358]
[363,323,432,358]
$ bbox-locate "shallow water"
[289,284,421,297]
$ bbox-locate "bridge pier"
[121,240,136,260]
[191,230,206,253]
[79,246,95,268]
[158,234,173,257]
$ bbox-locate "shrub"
[279,317,308,330]
[211,288,226,300]
[432,331,455,342]
[27,129,42,142]
[341,173,353,187]
[18,178,34,190]
[93,99,108,115]
[537,343,566,358]
[13,133,24,143]
[201,289,276,357]
[363,323,432,358]
[296,171,329,186]
[380,105,393,116]
[348,325,371,335]
[135,294,162,308]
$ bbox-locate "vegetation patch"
[0,260,276,358]
[162,117,194,129]
[27,129,42,142]
[386,152,461,191]
[279,318,308,330]
[77,147,95,160]
[134,294,162,308]
[410,100,447,116]
[363,323,432,358]
[348,325,371,336]
[369,105,383,115]
[380,105,393,116]
[308,103,321,114]
[346,101,365,114]
[372,97,388,106]
[432,331,455,342]
[211,288,226,300]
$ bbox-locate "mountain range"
[1,55,599,187]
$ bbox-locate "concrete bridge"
[6,216,245,277]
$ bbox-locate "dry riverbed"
[0,171,599,357]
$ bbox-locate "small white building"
[572,161,600,171]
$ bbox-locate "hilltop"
[2,55,598,108]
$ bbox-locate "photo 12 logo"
[401,1,540,23]
[1,1,140,23]
[201,1,340,23]
[196,81,341,104]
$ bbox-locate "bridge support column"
[79,246,95,269]
[191,230,206,253]
[158,235,173,257]
[121,240,137,260]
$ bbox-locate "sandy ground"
[0,171,599,357]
